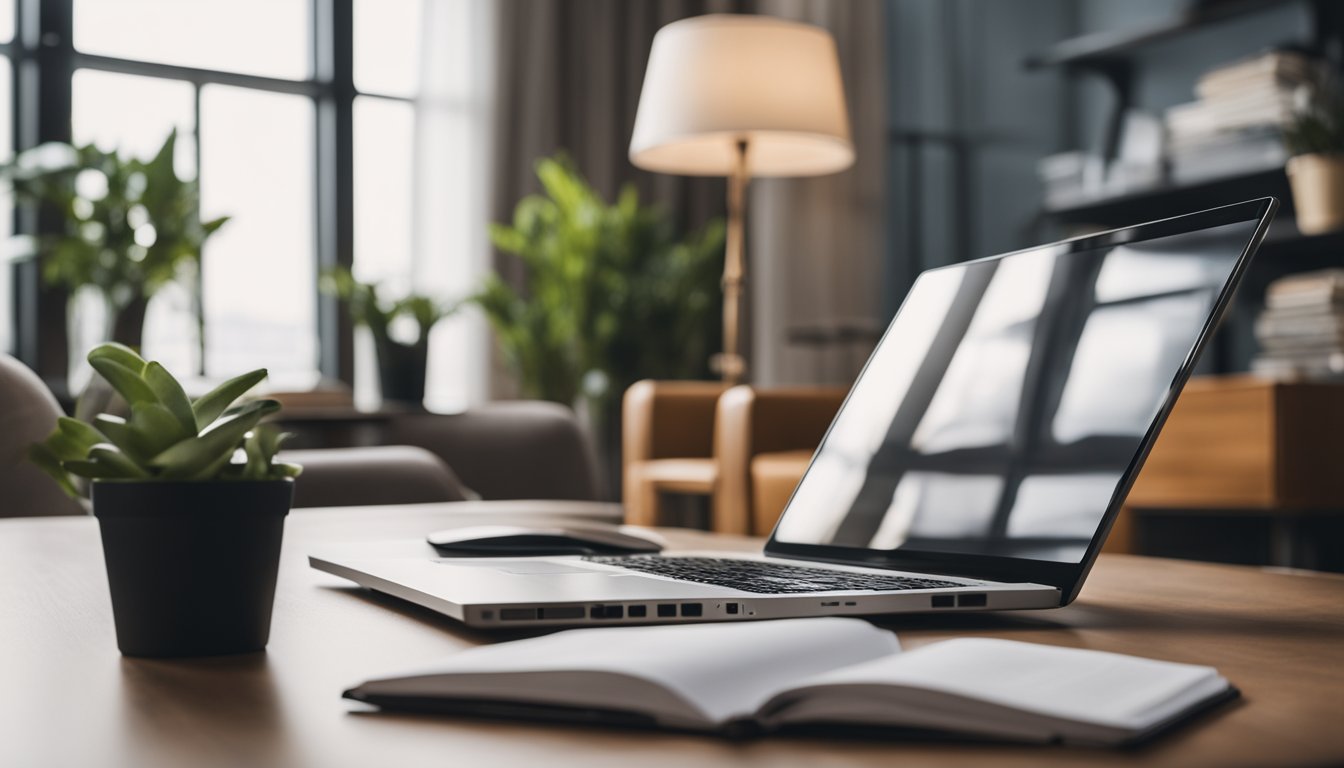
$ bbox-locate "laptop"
[311,198,1277,628]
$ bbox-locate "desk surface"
[2,502,1341,768]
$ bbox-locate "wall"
[882,0,1072,317]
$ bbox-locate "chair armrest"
[622,380,729,467]
[385,401,600,501]
[281,446,469,508]
[713,386,848,534]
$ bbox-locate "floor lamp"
[629,14,854,384]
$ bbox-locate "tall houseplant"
[31,342,299,657]
[321,267,458,407]
[478,155,725,409]
[1,129,228,350]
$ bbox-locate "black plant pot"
[374,335,428,407]
[92,479,293,658]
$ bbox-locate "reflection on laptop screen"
[773,219,1259,563]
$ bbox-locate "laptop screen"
[772,216,1262,564]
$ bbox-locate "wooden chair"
[712,385,848,535]
[621,380,728,526]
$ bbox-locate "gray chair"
[0,354,86,517]
[281,445,470,508]
[385,401,601,502]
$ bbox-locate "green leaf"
[143,361,197,434]
[191,368,267,428]
[87,445,150,479]
[87,342,148,375]
[62,460,131,480]
[56,416,106,456]
[27,443,79,498]
[187,449,237,481]
[128,402,193,453]
[149,399,279,479]
[88,357,157,407]
[93,415,154,463]
[272,462,303,478]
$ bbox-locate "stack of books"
[1165,51,1317,185]
[1252,269,1344,381]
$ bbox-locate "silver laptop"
[312,198,1277,628]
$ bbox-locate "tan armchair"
[621,380,728,526]
[712,385,847,535]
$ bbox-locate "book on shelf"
[1265,269,1344,310]
[344,618,1236,746]
[1195,49,1316,100]
[1253,270,1344,381]
[1255,311,1344,342]
[1163,50,1316,178]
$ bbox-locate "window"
[199,86,317,385]
[71,70,196,377]
[5,1,491,407]
[73,0,310,80]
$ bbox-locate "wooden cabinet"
[1110,376,1344,566]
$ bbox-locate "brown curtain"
[489,1,738,282]
[488,0,887,391]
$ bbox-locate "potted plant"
[0,129,228,352]
[478,155,724,488]
[321,267,457,407]
[30,342,300,658]
[1285,83,1344,234]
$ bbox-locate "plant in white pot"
[1285,84,1344,235]
[30,342,301,658]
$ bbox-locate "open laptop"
[311,198,1277,628]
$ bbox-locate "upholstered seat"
[714,385,847,535]
[0,354,87,517]
[621,380,728,526]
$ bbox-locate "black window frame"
[5,0,357,393]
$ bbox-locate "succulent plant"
[30,342,301,498]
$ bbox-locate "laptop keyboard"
[581,556,965,594]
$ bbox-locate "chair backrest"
[0,355,86,517]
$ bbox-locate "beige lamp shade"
[629,14,854,178]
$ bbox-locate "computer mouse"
[426,524,666,557]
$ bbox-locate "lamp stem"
[720,138,750,385]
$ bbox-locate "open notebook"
[345,618,1235,746]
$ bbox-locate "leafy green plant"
[1285,83,1344,157]
[320,267,457,346]
[30,342,300,498]
[320,267,459,404]
[478,155,725,406]
[0,129,228,346]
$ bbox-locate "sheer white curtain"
[354,0,495,412]
[415,0,494,412]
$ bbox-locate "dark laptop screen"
[772,218,1259,563]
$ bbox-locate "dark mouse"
[426,525,665,557]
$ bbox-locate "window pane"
[0,57,10,354]
[354,0,422,97]
[353,97,414,289]
[200,85,316,384]
[0,0,14,44]
[71,70,197,373]
[72,70,196,171]
[73,0,309,80]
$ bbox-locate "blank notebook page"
[797,637,1225,731]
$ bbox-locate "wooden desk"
[2,503,1341,768]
